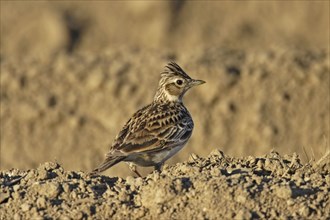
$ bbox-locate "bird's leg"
[154,163,163,173]
[127,163,142,178]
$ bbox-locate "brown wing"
[109,102,193,156]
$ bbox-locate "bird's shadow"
[90,175,120,197]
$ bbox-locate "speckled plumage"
[91,62,205,176]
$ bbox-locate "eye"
[176,79,183,86]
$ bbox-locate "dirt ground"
[1,151,329,219]
[0,1,329,219]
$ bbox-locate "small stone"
[61,215,71,220]
[275,185,292,199]
[118,192,129,202]
[295,177,304,186]
[113,186,121,192]
[73,211,84,219]
[235,209,251,219]
[264,158,271,169]
[254,176,263,185]
[210,167,221,176]
[271,209,279,218]
[188,153,200,163]
[236,195,246,203]
[226,168,233,174]
[13,213,20,220]
[287,199,294,206]
[63,183,70,193]
[126,176,135,186]
[210,149,225,158]
[24,170,35,180]
[0,191,10,203]
[257,159,264,169]
[325,175,330,185]
[61,203,70,210]
[247,156,255,161]
[133,208,146,218]
[79,179,85,187]
[79,180,86,193]
[156,206,163,214]
[71,191,78,199]
[36,182,61,199]
[30,207,38,215]
[37,168,49,180]
[36,197,47,208]
[151,172,161,181]
[13,185,20,192]
[21,203,31,212]
[12,191,21,199]
[135,177,143,187]
[43,162,59,171]
[299,205,311,217]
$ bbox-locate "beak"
[189,79,206,87]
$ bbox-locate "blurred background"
[1,1,329,177]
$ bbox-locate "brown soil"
[1,151,329,219]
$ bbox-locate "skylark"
[91,62,205,176]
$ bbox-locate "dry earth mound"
[1,151,329,219]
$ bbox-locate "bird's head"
[154,62,205,103]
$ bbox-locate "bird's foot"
[127,163,142,178]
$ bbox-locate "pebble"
[0,191,10,203]
[254,176,263,185]
[38,182,61,199]
[37,169,48,180]
[210,167,221,176]
[12,191,21,200]
[79,180,86,193]
[73,211,84,219]
[71,191,78,199]
[188,153,200,163]
[62,183,70,193]
[257,159,264,169]
[274,185,292,199]
[234,209,252,220]
[287,199,294,206]
[264,158,271,169]
[44,162,59,171]
[299,205,311,217]
[13,185,20,192]
[13,213,20,220]
[118,192,129,202]
[21,203,31,212]
[270,209,278,217]
[36,197,47,208]
[60,215,71,220]
[210,149,225,158]
[236,194,246,203]
[126,176,135,186]
[113,185,121,193]
[247,155,256,163]
[135,177,143,187]
[325,175,330,185]
[24,170,35,180]
[133,208,146,218]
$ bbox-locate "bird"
[91,62,205,177]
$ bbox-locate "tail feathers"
[90,156,125,175]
